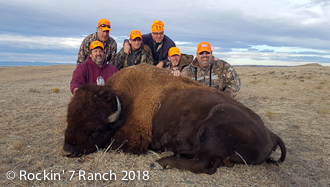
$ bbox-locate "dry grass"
[1,64,330,186]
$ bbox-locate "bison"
[63,64,286,174]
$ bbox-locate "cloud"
[1,0,330,66]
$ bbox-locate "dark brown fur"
[150,88,286,174]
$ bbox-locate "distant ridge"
[0,61,74,67]
[234,65,291,67]
[297,63,322,67]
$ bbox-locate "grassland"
[0,64,329,186]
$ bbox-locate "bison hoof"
[267,157,281,166]
[150,162,164,170]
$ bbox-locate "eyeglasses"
[199,51,210,55]
[153,32,164,36]
[99,24,111,28]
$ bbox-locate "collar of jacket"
[130,44,143,54]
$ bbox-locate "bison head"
[63,84,126,157]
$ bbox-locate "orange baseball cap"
[197,42,212,54]
[90,41,104,50]
[98,19,111,31]
[151,20,164,33]
[168,47,181,56]
[130,30,142,40]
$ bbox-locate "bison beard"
[63,64,286,174]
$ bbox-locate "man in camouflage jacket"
[76,19,117,66]
[181,42,241,98]
[156,47,193,77]
[114,30,154,71]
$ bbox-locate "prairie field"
[0,64,329,186]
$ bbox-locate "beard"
[95,56,105,66]
[172,60,179,67]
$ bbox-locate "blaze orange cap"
[168,47,181,56]
[197,41,212,54]
[98,19,111,31]
[90,41,104,50]
[130,30,142,40]
[151,20,164,33]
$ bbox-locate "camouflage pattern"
[76,32,117,65]
[114,44,154,71]
[181,56,241,97]
[164,54,194,71]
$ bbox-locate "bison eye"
[91,131,100,139]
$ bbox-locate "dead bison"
[63,64,286,174]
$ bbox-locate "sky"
[1,0,330,66]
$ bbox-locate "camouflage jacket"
[76,32,117,65]
[164,54,193,71]
[114,44,154,71]
[181,57,241,97]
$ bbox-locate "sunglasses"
[99,24,111,28]
[153,32,164,36]
[199,51,211,55]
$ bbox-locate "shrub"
[52,87,60,93]
[266,111,277,119]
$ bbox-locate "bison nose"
[62,144,78,158]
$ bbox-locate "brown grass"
[1,64,330,186]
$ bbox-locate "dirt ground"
[0,64,329,186]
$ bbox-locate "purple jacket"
[70,56,118,94]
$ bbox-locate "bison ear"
[108,96,121,123]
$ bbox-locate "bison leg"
[150,155,221,174]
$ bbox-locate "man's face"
[151,31,164,43]
[196,51,212,69]
[168,55,181,67]
[129,37,142,51]
[90,47,105,66]
[97,27,109,42]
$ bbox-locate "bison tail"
[267,134,286,165]
[277,136,286,163]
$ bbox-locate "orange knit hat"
[151,20,164,33]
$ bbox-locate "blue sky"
[1,0,330,66]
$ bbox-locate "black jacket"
[142,33,176,65]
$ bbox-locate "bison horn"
[108,96,121,123]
